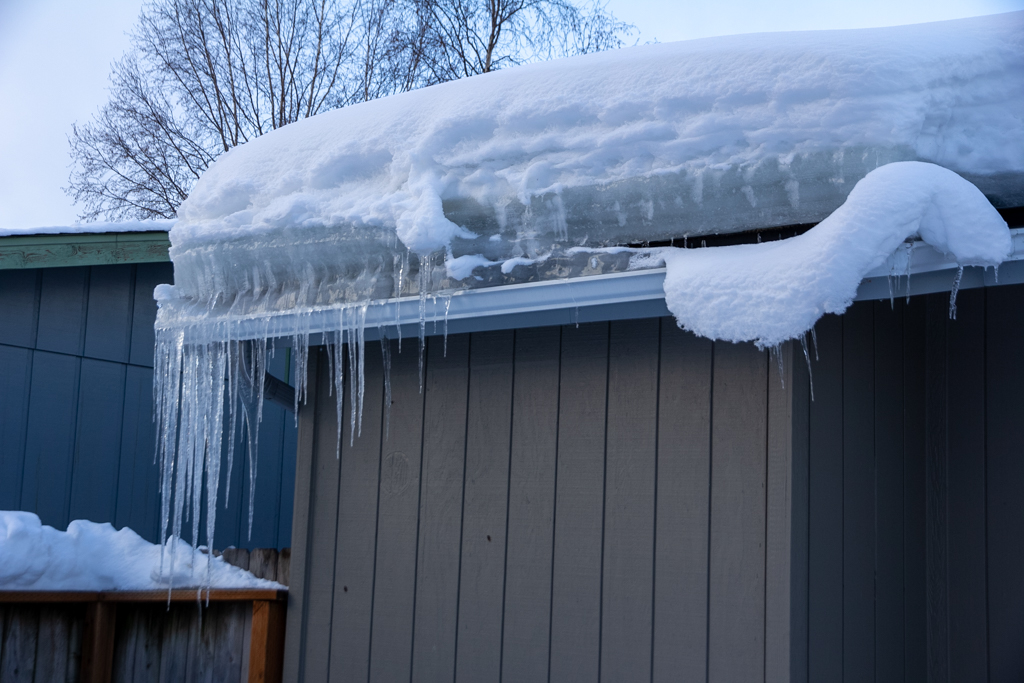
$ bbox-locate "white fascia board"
[182,227,1024,344]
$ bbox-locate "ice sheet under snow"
[164,11,1024,319]
[0,511,280,591]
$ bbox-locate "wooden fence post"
[80,601,117,683]
[248,599,286,683]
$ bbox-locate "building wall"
[283,283,1024,682]
[0,264,297,550]
[284,320,802,683]
[797,286,1024,683]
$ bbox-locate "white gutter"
[172,227,1024,343]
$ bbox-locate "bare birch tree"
[67,0,632,220]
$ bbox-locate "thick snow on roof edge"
[660,162,1011,348]
[164,11,1024,316]
[0,511,280,591]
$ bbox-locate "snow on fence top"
[0,511,279,591]
[152,13,1019,562]
[164,11,1023,321]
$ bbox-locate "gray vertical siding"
[794,286,1024,682]
[285,319,801,682]
[0,263,297,550]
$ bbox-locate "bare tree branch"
[67,0,633,221]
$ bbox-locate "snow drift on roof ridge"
[660,162,1011,348]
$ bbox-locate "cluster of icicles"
[153,258,452,580]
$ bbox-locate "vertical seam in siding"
[982,291,991,683]
[704,341,715,683]
[409,337,430,683]
[498,330,517,683]
[763,347,770,683]
[598,324,611,683]
[453,334,472,683]
[366,341,388,683]
[323,346,347,683]
[546,326,563,683]
[649,320,663,683]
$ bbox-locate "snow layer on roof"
[0,511,280,591]
[659,162,1011,348]
[0,219,174,238]
[166,11,1024,315]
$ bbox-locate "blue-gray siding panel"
[22,351,81,529]
[69,358,127,524]
[0,263,296,550]
[0,270,40,348]
[0,345,33,506]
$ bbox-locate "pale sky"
[0,0,1021,230]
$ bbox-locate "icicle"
[994,263,1000,284]
[810,326,819,361]
[418,256,428,393]
[357,303,368,439]
[443,295,452,357]
[381,334,392,438]
[799,334,815,401]
[332,313,346,456]
[949,265,964,320]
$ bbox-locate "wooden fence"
[0,549,290,683]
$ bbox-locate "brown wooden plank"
[221,548,251,572]
[411,334,470,683]
[34,606,73,682]
[601,318,659,682]
[276,549,291,588]
[81,602,117,683]
[111,594,138,683]
[157,604,190,683]
[707,340,767,683]
[248,600,286,683]
[282,347,321,683]
[653,321,713,683]
[1,606,38,683]
[455,330,515,683]
[501,326,560,683]
[216,603,249,683]
[328,342,385,683]
[248,550,278,582]
[68,606,85,683]
[368,338,425,683]
[549,322,608,683]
